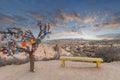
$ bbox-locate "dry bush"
[95,47,120,62]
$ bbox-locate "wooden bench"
[60,56,103,68]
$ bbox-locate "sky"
[0,0,120,40]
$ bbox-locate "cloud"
[50,9,96,27]
[91,23,100,27]
[0,13,15,25]
[92,29,102,32]
[27,9,97,29]
[28,12,48,22]
[92,22,120,31]
[51,10,80,26]
[92,22,120,28]
[49,30,83,38]
[82,17,95,23]
[103,22,120,27]
[60,30,82,34]
[91,13,120,31]
[74,23,86,28]
[0,13,28,26]
[14,15,28,22]
[95,33,120,39]
[102,15,120,27]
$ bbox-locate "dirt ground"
[0,60,120,80]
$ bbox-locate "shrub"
[95,47,120,62]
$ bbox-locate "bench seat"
[60,56,103,68]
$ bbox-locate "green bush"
[95,47,120,62]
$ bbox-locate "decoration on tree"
[0,21,51,72]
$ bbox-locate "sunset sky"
[0,0,120,40]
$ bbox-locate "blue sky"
[0,0,120,40]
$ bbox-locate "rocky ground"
[48,39,120,57]
[0,39,120,80]
[0,43,70,67]
[0,60,120,80]
[0,39,120,66]
[48,39,120,62]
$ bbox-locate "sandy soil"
[0,60,120,80]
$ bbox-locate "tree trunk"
[29,52,35,72]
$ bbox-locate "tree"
[0,21,51,72]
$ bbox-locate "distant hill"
[46,38,120,46]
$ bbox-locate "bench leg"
[96,62,101,68]
[61,60,65,67]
